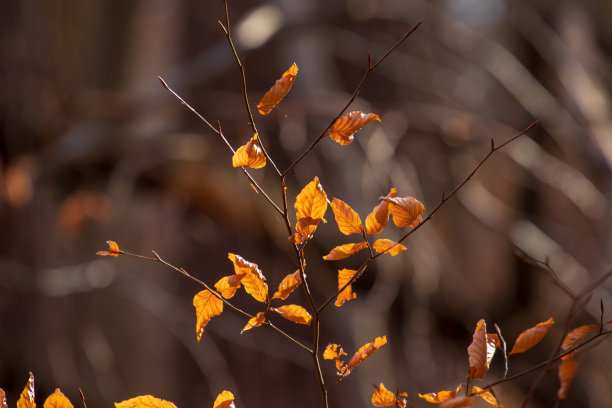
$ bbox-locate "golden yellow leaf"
[241,269,268,303]
[323,242,368,261]
[228,253,260,276]
[345,336,387,373]
[17,372,35,408]
[557,357,579,400]
[418,390,459,403]
[295,176,328,221]
[272,304,312,325]
[272,270,302,300]
[97,240,123,257]
[193,290,224,342]
[335,268,358,307]
[1,388,8,408]
[214,275,244,299]
[561,324,596,359]
[330,198,364,235]
[114,395,178,408]
[371,383,397,407]
[43,389,73,408]
[241,312,265,334]
[213,391,235,408]
[384,197,425,228]
[294,218,320,243]
[467,319,497,380]
[509,317,554,355]
[257,63,298,115]
[365,188,397,235]
[439,396,474,408]
[323,343,346,360]
[328,111,381,145]
[232,134,266,169]
[471,386,502,408]
[372,239,406,256]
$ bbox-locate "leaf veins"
[328,111,381,145]
[43,389,73,408]
[193,290,224,342]
[509,317,554,355]
[232,134,266,169]
[330,198,364,235]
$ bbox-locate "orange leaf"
[328,111,381,145]
[365,188,397,235]
[272,270,302,300]
[439,396,474,408]
[330,198,364,235]
[345,336,387,373]
[1,388,7,408]
[115,395,178,408]
[467,319,497,380]
[294,218,320,243]
[557,357,579,400]
[323,242,368,261]
[241,312,265,334]
[213,391,235,408]
[214,275,244,299]
[96,240,123,257]
[17,373,35,408]
[560,324,596,359]
[257,63,298,115]
[43,389,73,408]
[228,253,260,276]
[418,389,459,404]
[509,317,554,355]
[193,290,224,342]
[384,197,425,228]
[323,343,347,360]
[371,383,397,407]
[273,304,312,325]
[335,268,358,307]
[227,253,268,302]
[372,239,406,256]
[295,176,328,221]
[471,386,502,408]
[232,134,266,169]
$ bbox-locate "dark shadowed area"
[1,1,611,407]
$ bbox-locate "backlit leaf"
[295,176,327,221]
[439,396,474,408]
[561,324,596,359]
[365,188,397,235]
[467,319,497,380]
[335,268,358,307]
[294,218,320,243]
[323,343,346,360]
[213,391,235,408]
[557,357,579,400]
[323,242,368,261]
[43,389,73,408]
[115,396,178,408]
[419,389,459,403]
[345,336,387,373]
[241,269,268,303]
[257,63,298,115]
[228,253,260,276]
[97,240,123,257]
[232,134,266,169]
[214,275,244,299]
[509,317,554,355]
[1,388,7,408]
[328,111,381,145]
[272,270,302,300]
[193,290,224,342]
[384,197,425,228]
[17,372,35,408]
[371,383,397,407]
[273,305,312,325]
[330,198,364,235]
[471,386,501,408]
[372,239,406,256]
[241,312,265,334]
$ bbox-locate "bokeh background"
[1,0,611,407]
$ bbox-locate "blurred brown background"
[1,0,611,407]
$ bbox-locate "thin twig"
[513,246,575,298]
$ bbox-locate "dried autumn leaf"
[294,218,320,243]
[241,269,268,303]
[232,134,266,169]
[273,304,312,325]
[330,198,364,235]
[557,357,579,400]
[17,372,35,408]
[371,383,397,407]
[335,268,358,307]
[467,319,497,380]
[96,240,123,257]
[295,176,328,221]
[272,270,302,300]
[115,395,178,408]
[228,253,260,276]
[471,386,501,408]
[1,388,7,408]
[214,275,244,299]
[193,290,224,342]
[328,111,381,145]
[43,389,73,408]
[323,242,368,261]
[384,197,425,228]
[418,389,459,404]
[241,312,265,334]
[561,324,596,359]
[509,317,554,355]
[439,396,474,408]
[257,63,298,115]
[323,343,347,360]
[345,336,387,373]
[372,239,406,256]
[213,391,235,408]
[365,188,397,235]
